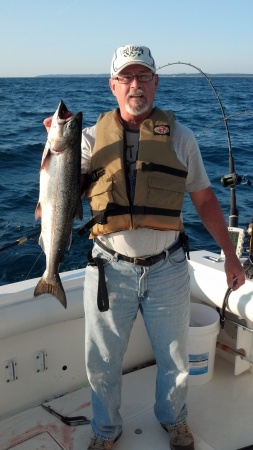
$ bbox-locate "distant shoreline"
[35,73,253,78]
[1,73,253,79]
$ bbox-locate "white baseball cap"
[111,45,156,77]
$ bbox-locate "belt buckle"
[133,257,147,266]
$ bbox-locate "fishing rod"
[157,61,250,227]
[0,229,41,253]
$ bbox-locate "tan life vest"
[85,107,188,238]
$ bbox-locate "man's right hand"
[43,116,53,132]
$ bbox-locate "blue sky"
[1,0,253,77]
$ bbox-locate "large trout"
[34,100,83,308]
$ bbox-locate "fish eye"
[67,120,75,129]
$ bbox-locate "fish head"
[47,101,83,154]
[62,111,83,147]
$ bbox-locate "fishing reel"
[221,172,251,187]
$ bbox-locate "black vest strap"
[77,212,107,236]
[77,203,181,236]
[142,162,188,178]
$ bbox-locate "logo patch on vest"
[153,125,170,136]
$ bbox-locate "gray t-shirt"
[81,120,210,257]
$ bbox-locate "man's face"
[109,64,158,122]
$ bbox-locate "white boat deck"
[1,356,253,450]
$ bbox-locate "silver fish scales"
[34,101,83,308]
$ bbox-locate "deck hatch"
[5,431,65,450]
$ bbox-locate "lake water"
[0,75,252,285]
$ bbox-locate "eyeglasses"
[113,73,154,84]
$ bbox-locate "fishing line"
[196,110,253,137]
[0,228,42,280]
[24,250,43,281]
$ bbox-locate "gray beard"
[125,99,149,116]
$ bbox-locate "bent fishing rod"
[157,61,251,227]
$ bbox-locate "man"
[79,45,245,450]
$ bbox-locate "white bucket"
[189,303,220,385]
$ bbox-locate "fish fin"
[34,274,67,309]
[35,202,42,220]
[40,148,51,171]
[74,198,83,220]
[38,234,45,252]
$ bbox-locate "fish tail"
[34,274,67,309]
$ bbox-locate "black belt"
[94,236,183,267]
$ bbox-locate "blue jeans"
[84,242,190,440]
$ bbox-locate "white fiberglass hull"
[0,250,253,450]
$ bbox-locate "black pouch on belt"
[180,231,190,260]
[87,250,109,312]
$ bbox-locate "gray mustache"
[127,89,146,99]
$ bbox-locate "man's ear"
[109,78,117,97]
